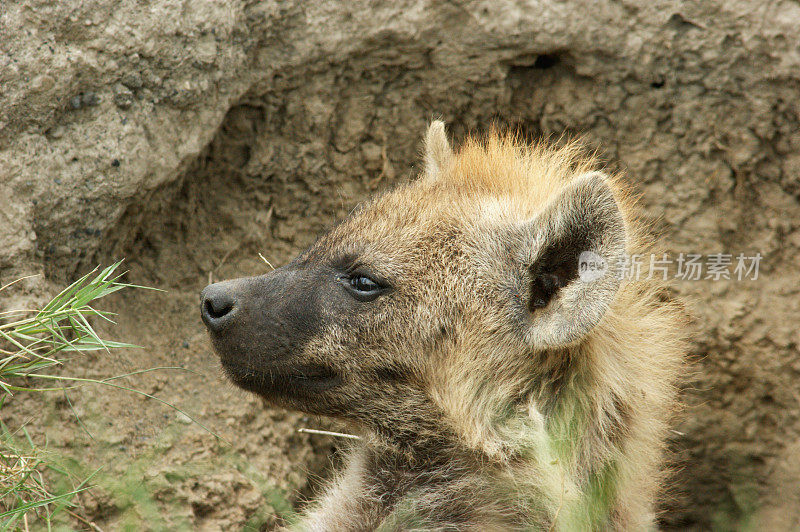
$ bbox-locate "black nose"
[201,283,238,332]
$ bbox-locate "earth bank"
[1,1,799,529]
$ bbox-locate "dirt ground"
[2,0,800,530]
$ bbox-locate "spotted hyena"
[201,121,687,530]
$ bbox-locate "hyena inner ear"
[518,172,627,348]
[423,120,453,178]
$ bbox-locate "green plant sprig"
[0,261,224,529]
[0,261,149,395]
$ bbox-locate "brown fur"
[202,122,689,530]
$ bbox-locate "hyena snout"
[200,281,238,332]
[200,270,307,358]
[199,267,342,400]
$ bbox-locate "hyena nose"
[201,283,238,332]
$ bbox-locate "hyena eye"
[341,274,388,302]
[351,275,379,292]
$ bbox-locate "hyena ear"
[516,172,627,348]
[423,120,453,178]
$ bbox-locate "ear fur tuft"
[424,120,453,178]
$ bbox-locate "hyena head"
[201,121,628,448]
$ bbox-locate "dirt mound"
[2,1,799,528]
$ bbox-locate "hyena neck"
[301,439,512,531]
[356,387,473,465]
[348,436,510,529]
[414,341,638,527]
[337,325,666,529]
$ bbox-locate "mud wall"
[2,0,799,528]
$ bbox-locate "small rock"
[176,412,192,424]
[82,91,99,106]
[182,340,190,349]
[47,125,64,139]
[275,223,296,241]
[69,95,82,109]
[142,70,162,87]
[113,83,134,108]
[361,141,383,171]
[121,72,143,90]
[31,75,54,92]
[111,158,120,167]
